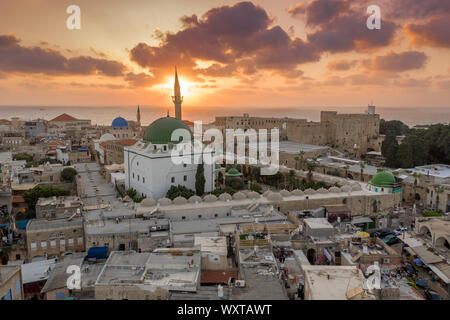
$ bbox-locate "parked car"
[394,227,408,235]
[382,234,401,245]
[370,229,393,238]
[424,289,441,300]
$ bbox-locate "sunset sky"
[1,0,449,109]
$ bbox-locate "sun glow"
[154,76,196,98]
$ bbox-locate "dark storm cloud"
[326,59,358,71]
[130,2,320,82]
[0,34,127,77]
[404,16,450,48]
[361,51,428,72]
[287,0,350,27]
[381,0,450,20]
[287,0,398,53]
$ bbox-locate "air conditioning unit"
[235,280,246,288]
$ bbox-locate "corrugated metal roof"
[411,246,443,264]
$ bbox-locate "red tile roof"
[116,139,138,146]
[200,270,238,284]
[47,140,64,148]
[0,119,11,124]
[183,120,194,126]
[50,113,78,122]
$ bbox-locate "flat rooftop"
[194,236,227,255]
[84,218,169,236]
[232,266,288,300]
[95,251,150,286]
[304,218,334,229]
[409,164,450,179]
[302,265,368,300]
[27,217,83,231]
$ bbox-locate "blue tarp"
[413,258,424,265]
[0,220,29,230]
[16,220,30,230]
[87,246,108,260]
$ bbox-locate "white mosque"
[124,68,215,200]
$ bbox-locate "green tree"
[306,158,318,182]
[343,165,350,178]
[250,183,262,193]
[396,142,414,168]
[126,188,137,198]
[23,185,70,212]
[166,185,195,200]
[61,167,77,182]
[195,163,206,196]
[379,119,410,136]
[381,133,399,168]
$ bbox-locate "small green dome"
[369,171,395,188]
[226,167,242,177]
[143,116,192,144]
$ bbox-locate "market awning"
[351,216,373,225]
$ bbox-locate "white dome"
[173,196,188,205]
[329,186,341,193]
[267,192,283,202]
[317,188,329,194]
[203,194,218,203]
[218,193,232,201]
[304,188,316,195]
[247,191,260,199]
[233,192,247,200]
[158,197,172,206]
[291,189,305,196]
[188,195,202,203]
[280,190,291,197]
[99,133,116,142]
[140,198,156,207]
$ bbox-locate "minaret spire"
[172,66,183,120]
[137,105,141,126]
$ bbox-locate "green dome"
[226,167,242,177]
[369,171,395,188]
[143,116,192,144]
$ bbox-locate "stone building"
[48,113,91,131]
[0,265,23,300]
[214,106,381,155]
[35,196,83,219]
[26,217,85,259]
[105,139,138,165]
[124,116,215,200]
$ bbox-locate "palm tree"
[359,161,366,182]
[343,165,350,179]
[306,158,318,182]
[298,151,305,170]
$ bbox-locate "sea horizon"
[0,105,449,127]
